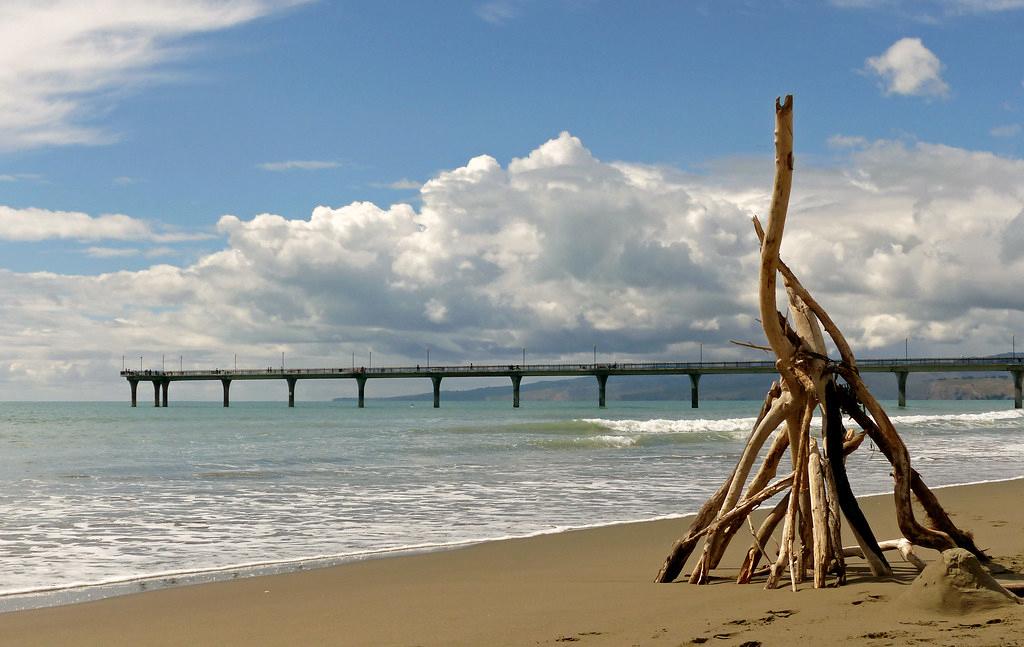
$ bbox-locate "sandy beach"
[0,478,1020,646]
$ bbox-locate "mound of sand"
[902,548,1021,614]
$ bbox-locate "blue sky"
[1,0,1023,398]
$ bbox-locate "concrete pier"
[120,356,1024,410]
[511,374,522,408]
[897,371,909,408]
[356,376,367,408]
[431,376,442,408]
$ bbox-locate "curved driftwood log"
[836,386,986,560]
[758,95,796,368]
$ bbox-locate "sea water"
[1,399,1022,609]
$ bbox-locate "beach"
[1,477,1021,646]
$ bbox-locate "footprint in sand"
[859,630,908,641]
[554,631,604,643]
[851,593,887,605]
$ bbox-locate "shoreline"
[2,478,1022,645]
[6,473,1021,614]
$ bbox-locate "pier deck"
[121,357,1024,409]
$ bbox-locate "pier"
[121,357,1024,409]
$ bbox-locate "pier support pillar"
[689,373,701,409]
[221,378,231,407]
[129,379,138,407]
[161,380,169,407]
[287,378,297,408]
[897,371,909,408]
[356,376,367,408]
[511,374,522,408]
[152,381,160,407]
[431,375,442,408]
[1013,371,1023,409]
[596,374,608,408]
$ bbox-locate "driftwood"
[655,95,981,590]
[842,539,927,571]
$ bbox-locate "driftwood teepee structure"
[655,95,986,590]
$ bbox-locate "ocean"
[1,399,1022,610]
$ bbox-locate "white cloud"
[832,0,1024,13]
[865,38,949,97]
[0,206,152,241]
[0,0,308,152]
[943,0,1024,11]
[475,1,519,24]
[2,133,1024,398]
[990,124,1022,137]
[84,246,140,258]
[828,134,868,149]
[257,160,343,172]
[0,205,212,243]
[0,173,43,182]
[383,179,422,190]
[145,246,177,258]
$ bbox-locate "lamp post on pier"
[426,347,430,368]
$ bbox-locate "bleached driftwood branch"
[655,95,983,591]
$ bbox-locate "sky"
[1,0,1023,400]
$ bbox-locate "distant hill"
[334,370,1020,403]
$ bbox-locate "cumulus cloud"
[2,133,1024,398]
[257,160,343,171]
[0,205,210,242]
[865,38,949,97]
[0,0,307,152]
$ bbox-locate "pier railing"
[119,356,1024,410]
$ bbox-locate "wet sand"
[1,478,1022,646]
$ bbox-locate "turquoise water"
[1,399,1022,608]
